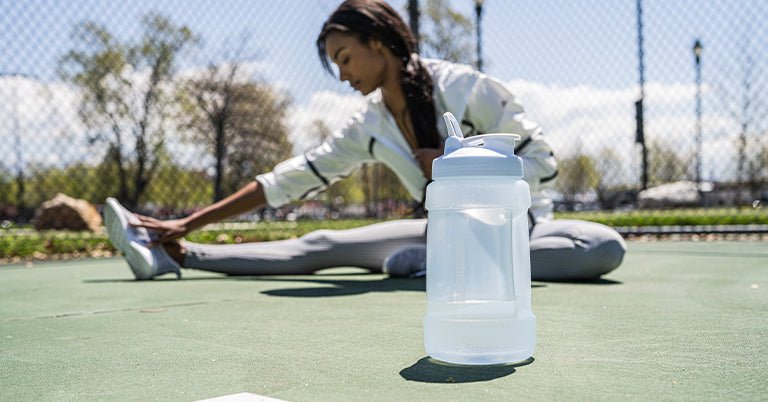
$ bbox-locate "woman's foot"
[104,198,182,280]
[382,245,426,278]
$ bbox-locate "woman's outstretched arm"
[134,180,267,245]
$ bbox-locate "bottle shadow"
[400,356,534,383]
[537,278,622,285]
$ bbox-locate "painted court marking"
[198,392,286,402]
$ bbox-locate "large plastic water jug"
[423,112,535,365]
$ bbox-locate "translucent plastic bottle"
[423,112,535,365]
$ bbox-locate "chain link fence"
[1,0,767,227]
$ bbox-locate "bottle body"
[424,177,535,365]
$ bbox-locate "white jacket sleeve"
[255,112,374,208]
[463,74,558,188]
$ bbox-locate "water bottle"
[423,112,535,365]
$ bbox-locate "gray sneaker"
[104,197,181,280]
[382,245,426,278]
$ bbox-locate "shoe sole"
[104,198,153,280]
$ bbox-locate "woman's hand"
[413,145,444,180]
[131,215,191,246]
[126,181,267,246]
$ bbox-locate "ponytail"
[401,53,441,148]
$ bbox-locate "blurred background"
[1,0,766,234]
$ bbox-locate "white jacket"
[256,59,558,221]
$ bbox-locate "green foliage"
[648,140,693,186]
[0,167,16,205]
[365,164,411,201]
[420,0,474,64]
[144,158,214,209]
[0,231,111,259]
[2,158,214,212]
[0,220,382,259]
[555,153,600,201]
[18,163,115,207]
[178,61,294,202]
[58,13,198,208]
[326,170,366,205]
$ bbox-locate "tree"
[0,167,15,206]
[58,14,197,209]
[717,46,766,199]
[555,153,599,205]
[418,0,474,64]
[593,147,625,208]
[356,163,409,218]
[648,140,693,186]
[145,157,214,212]
[748,141,768,200]
[712,22,768,202]
[178,60,293,201]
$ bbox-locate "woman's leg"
[529,219,627,281]
[181,219,428,275]
[177,217,624,280]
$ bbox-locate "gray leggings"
[183,219,626,281]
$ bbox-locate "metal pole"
[1,72,27,221]
[693,39,703,188]
[408,0,420,47]
[635,0,648,190]
[475,0,485,72]
[13,85,25,220]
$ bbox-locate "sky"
[1,0,766,185]
[4,0,762,89]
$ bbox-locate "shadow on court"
[83,273,429,294]
[539,277,623,285]
[256,276,426,297]
[400,356,534,383]
[253,277,555,298]
[83,274,619,294]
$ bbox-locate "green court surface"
[1,241,766,401]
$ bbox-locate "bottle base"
[424,311,535,366]
[427,349,534,366]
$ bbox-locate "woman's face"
[325,32,389,95]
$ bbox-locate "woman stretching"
[105,0,626,282]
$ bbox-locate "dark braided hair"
[316,0,441,149]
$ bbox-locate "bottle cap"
[432,113,524,179]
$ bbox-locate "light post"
[635,0,648,191]
[474,0,484,72]
[408,0,420,46]
[693,39,703,189]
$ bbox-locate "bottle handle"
[443,112,464,139]
[443,112,464,153]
